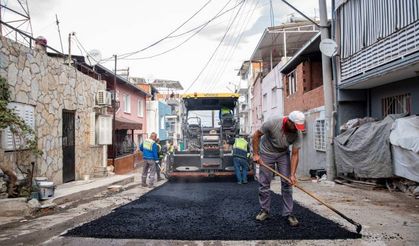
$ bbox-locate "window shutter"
[1,102,35,150]
[98,115,112,145]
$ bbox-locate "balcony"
[339,21,419,88]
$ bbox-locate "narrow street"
[64,179,359,240]
[1,0,418,245]
[38,177,418,245]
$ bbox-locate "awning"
[115,117,142,130]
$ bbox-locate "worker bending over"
[252,111,305,227]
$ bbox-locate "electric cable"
[117,0,213,60]
[185,0,246,93]
[120,0,236,61]
[206,0,261,92]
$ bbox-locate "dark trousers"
[258,153,293,216]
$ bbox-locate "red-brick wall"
[283,61,324,114]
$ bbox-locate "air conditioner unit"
[96,90,112,106]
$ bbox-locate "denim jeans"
[233,157,248,183]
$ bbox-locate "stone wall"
[0,37,106,184]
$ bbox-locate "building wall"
[370,77,419,119]
[251,75,263,134]
[283,61,324,115]
[298,108,326,177]
[158,101,171,141]
[146,100,159,138]
[261,62,284,120]
[116,83,146,147]
[116,84,146,129]
[0,37,105,184]
[282,60,325,177]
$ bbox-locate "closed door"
[62,110,75,183]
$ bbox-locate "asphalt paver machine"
[166,93,249,178]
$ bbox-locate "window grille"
[382,93,411,117]
[314,119,326,152]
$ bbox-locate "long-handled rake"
[258,161,362,234]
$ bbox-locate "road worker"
[233,135,250,184]
[252,111,305,227]
[155,138,164,181]
[140,132,159,188]
[219,106,233,120]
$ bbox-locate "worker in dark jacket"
[140,132,159,188]
[233,135,250,184]
[156,138,164,181]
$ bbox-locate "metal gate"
[62,110,75,183]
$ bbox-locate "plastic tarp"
[389,116,419,182]
[334,115,401,178]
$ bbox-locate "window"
[137,99,144,117]
[1,102,35,150]
[287,70,297,96]
[382,93,411,117]
[314,119,326,152]
[271,88,277,109]
[262,93,268,112]
[124,94,131,113]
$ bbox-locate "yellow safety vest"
[143,139,155,151]
[233,138,248,151]
[157,143,164,158]
[221,107,231,116]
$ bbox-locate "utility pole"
[55,14,64,54]
[67,32,75,64]
[112,55,117,167]
[319,0,336,180]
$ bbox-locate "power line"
[99,0,244,64]
[117,0,213,60]
[206,0,252,89]
[185,0,246,93]
[207,0,261,92]
[201,0,241,85]
[119,0,238,61]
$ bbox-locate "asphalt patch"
[65,180,361,240]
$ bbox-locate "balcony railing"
[340,21,419,82]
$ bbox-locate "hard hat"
[288,111,305,131]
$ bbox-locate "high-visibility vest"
[157,143,164,159]
[233,137,248,151]
[143,139,155,151]
[221,107,231,116]
[168,145,174,153]
[233,137,250,159]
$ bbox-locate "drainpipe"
[319,0,336,180]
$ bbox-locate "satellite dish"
[319,39,338,57]
[87,49,102,66]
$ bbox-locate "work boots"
[287,215,299,227]
[256,209,269,221]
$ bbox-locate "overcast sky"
[10,0,331,92]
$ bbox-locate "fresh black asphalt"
[65,179,361,240]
